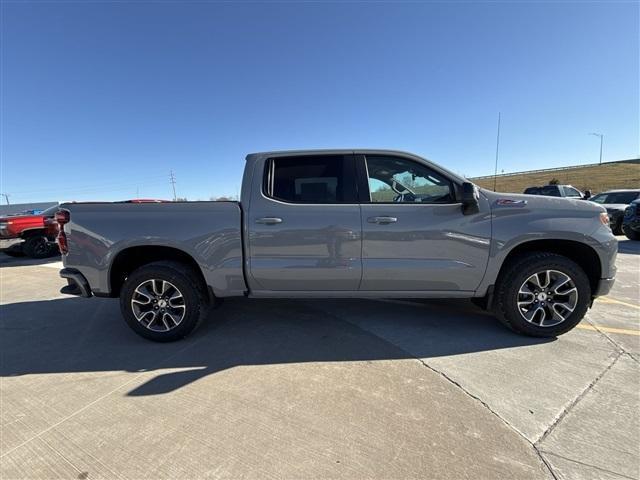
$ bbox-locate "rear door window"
[539,186,561,197]
[264,155,357,204]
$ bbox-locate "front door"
[359,154,491,292]
[247,154,362,291]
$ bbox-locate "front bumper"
[60,268,93,298]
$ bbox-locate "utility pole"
[493,112,501,192]
[589,133,604,164]
[0,193,10,205]
[169,170,177,201]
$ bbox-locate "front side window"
[264,155,356,204]
[563,186,582,198]
[364,156,454,204]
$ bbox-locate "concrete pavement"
[0,238,638,479]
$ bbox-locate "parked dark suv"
[590,189,640,235]
[622,199,640,240]
[523,185,584,199]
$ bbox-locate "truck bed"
[61,201,246,297]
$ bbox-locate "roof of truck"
[245,149,467,184]
[247,148,419,158]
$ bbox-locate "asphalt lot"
[1,239,638,479]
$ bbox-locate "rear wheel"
[120,261,207,342]
[494,252,591,337]
[23,235,51,259]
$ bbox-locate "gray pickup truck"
[57,150,617,342]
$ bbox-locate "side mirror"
[461,182,479,215]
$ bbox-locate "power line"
[169,170,177,201]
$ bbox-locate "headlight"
[599,212,610,227]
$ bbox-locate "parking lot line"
[576,324,640,336]
[596,297,640,310]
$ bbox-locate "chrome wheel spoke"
[132,286,153,305]
[550,276,571,295]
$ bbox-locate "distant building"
[0,202,58,216]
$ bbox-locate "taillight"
[55,210,70,225]
[56,209,70,254]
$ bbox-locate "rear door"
[247,154,362,291]
[358,154,491,292]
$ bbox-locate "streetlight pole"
[493,112,501,192]
[589,133,604,164]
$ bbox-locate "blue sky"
[1,1,638,202]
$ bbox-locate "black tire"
[494,252,591,337]
[624,228,640,241]
[23,235,51,259]
[120,261,208,342]
[611,218,623,236]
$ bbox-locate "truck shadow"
[0,296,552,396]
[0,252,61,267]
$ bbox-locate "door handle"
[256,217,283,225]
[367,216,398,224]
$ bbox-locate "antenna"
[169,170,177,201]
[493,112,501,192]
[0,193,10,205]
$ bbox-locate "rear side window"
[264,155,357,204]
[539,186,561,197]
[601,191,640,204]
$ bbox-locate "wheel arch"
[109,245,210,300]
[497,239,602,294]
[19,227,47,238]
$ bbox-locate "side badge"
[496,199,528,206]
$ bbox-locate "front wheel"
[494,252,591,337]
[611,218,623,236]
[120,261,207,342]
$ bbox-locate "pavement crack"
[584,317,634,361]
[535,349,623,446]
[540,450,638,480]
[410,355,559,480]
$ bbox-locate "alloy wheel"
[517,270,578,327]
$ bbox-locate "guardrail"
[471,158,639,180]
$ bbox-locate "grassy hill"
[471,159,639,194]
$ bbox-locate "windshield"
[40,205,60,216]
[591,192,639,204]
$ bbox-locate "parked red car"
[0,205,59,258]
